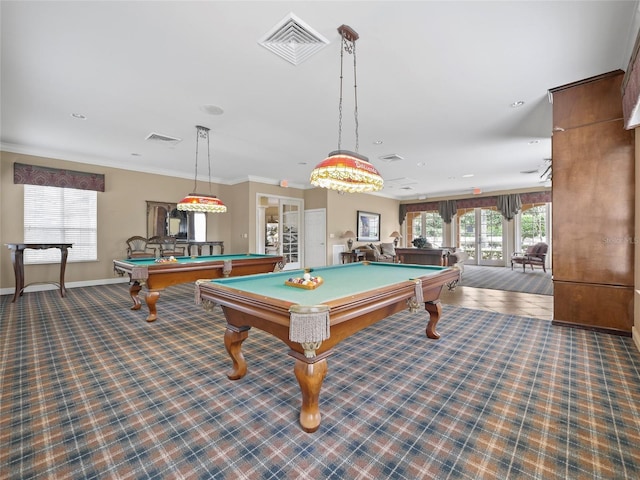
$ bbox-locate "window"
[24,185,97,264]
[518,203,548,249]
[408,211,443,246]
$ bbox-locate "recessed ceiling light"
[416,162,426,167]
[373,140,383,145]
[462,173,474,178]
[510,101,525,108]
[71,113,87,120]
[200,104,224,115]
[528,140,540,144]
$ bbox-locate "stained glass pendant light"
[177,125,227,213]
[310,25,383,193]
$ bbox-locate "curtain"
[438,200,457,224]
[399,204,408,225]
[497,193,522,220]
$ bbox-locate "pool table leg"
[293,357,328,433]
[144,291,160,322]
[425,300,442,339]
[129,282,143,311]
[224,325,250,380]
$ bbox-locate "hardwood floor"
[440,285,553,320]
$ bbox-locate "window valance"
[399,190,550,224]
[13,162,105,192]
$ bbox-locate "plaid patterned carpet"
[2,283,639,479]
[461,265,553,296]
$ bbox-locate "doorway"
[457,207,505,266]
[257,194,303,270]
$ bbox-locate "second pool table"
[195,261,460,432]
[113,253,284,322]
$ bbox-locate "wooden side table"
[6,243,73,302]
[340,251,365,264]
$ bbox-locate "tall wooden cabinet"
[550,70,635,335]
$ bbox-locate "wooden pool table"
[113,253,284,322]
[195,261,460,433]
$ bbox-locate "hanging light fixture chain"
[352,40,359,153]
[337,33,345,151]
[206,128,212,194]
[193,126,200,192]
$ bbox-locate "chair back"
[126,236,155,258]
[531,242,548,258]
[157,236,185,257]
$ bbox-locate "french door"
[280,199,302,270]
[256,194,303,271]
[458,208,505,266]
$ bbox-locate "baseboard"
[0,276,129,297]
[633,325,640,353]
[552,319,632,337]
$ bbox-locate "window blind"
[24,185,97,264]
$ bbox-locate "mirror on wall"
[146,201,206,240]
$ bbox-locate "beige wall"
[0,151,402,291]
[0,151,233,290]
[326,190,401,255]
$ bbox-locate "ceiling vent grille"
[259,13,329,66]
[145,132,182,145]
[385,177,418,189]
[379,154,405,163]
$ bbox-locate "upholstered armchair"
[511,242,548,272]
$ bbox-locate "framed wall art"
[357,211,380,242]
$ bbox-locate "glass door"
[280,199,302,270]
[458,208,505,266]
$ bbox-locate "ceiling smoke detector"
[259,13,329,65]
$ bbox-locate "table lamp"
[390,231,402,247]
[342,230,356,251]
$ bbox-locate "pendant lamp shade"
[310,150,383,193]
[176,193,226,213]
[310,25,383,193]
[177,125,227,213]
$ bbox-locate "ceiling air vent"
[145,132,182,146]
[379,154,405,163]
[258,13,329,66]
[385,177,418,190]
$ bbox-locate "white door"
[304,209,326,268]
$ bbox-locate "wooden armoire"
[549,70,635,335]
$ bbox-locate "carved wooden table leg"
[425,300,443,339]
[59,245,70,297]
[144,291,160,322]
[129,282,142,311]
[224,326,250,380]
[294,357,328,433]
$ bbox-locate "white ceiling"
[2,1,639,200]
